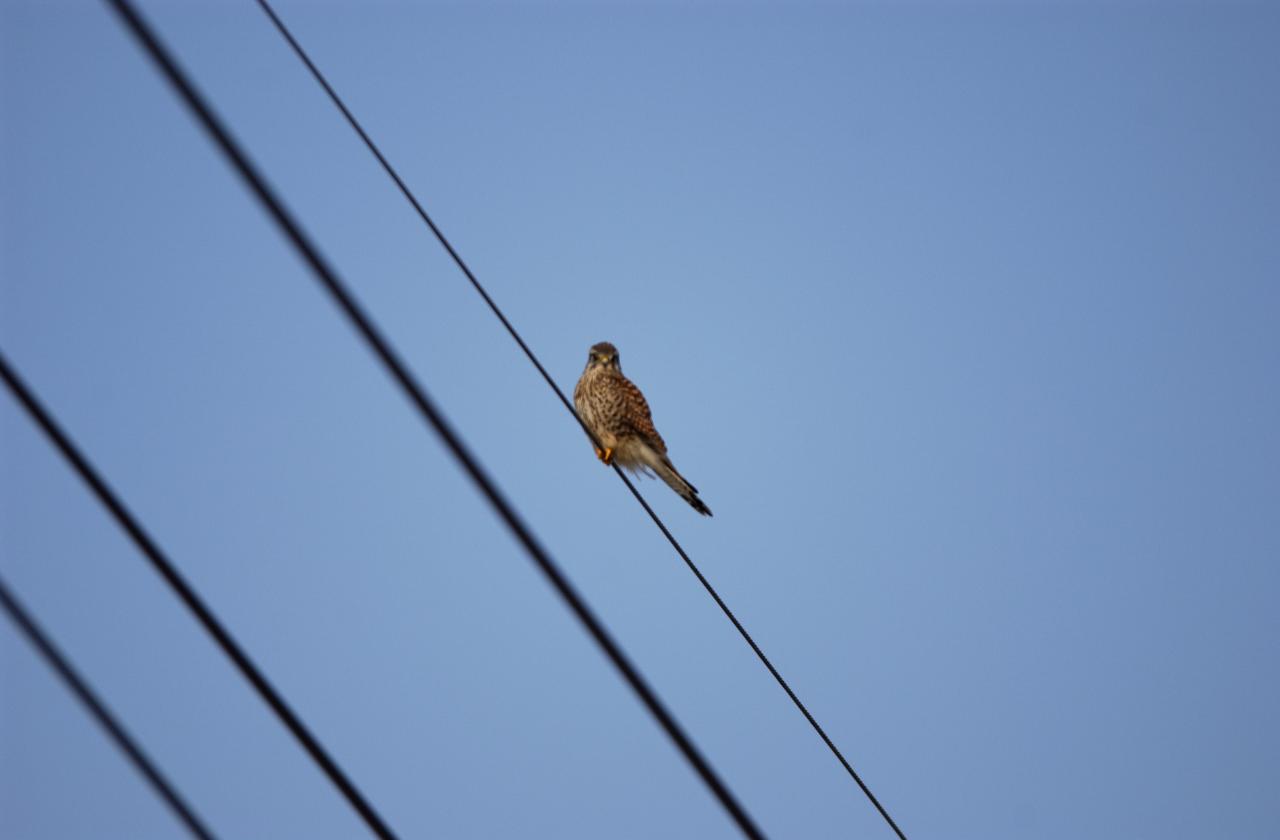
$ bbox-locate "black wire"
[252,3,907,838]
[0,348,399,840]
[0,573,218,840]
[102,1,765,836]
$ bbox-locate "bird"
[573,341,712,516]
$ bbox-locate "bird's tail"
[653,454,713,517]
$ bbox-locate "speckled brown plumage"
[574,342,711,516]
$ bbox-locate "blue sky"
[3,1,1278,838]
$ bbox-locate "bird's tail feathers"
[650,451,713,517]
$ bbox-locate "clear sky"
[2,1,1278,838]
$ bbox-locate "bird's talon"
[598,447,614,465]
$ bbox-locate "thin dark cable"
[0,573,218,840]
[102,1,764,836]
[0,349,399,840]
[253,3,907,838]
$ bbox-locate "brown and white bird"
[573,341,712,516]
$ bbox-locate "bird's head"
[586,341,620,371]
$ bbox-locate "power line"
[101,0,765,836]
[0,349,400,840]
[0,572,218,840]
[252,3,907,838]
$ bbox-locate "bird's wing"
[620,375,667,454]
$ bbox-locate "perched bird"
[573,341,712,516]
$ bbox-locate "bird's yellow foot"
[595,446,614,465]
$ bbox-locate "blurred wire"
[0,572,218,840]
[252,2,907,837]
[102,0,765,836]
[0,348,400,840]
